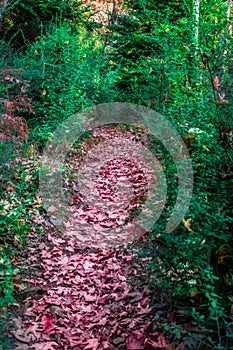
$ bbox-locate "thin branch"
[227,0,232,35]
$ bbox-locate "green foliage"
[0,141,39,248]
[14,24,120,147]
[110,0,233,347]
[0,0,91,48]
[0,256,16,310]
[0,146,39,348]
[0,77,38,325]
[0,197,30,246]
[0,256,16,349]
[0,254,16,348]
[0,313,14,349]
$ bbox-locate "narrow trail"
[8,126,174,350]
[62,126,157,247]
[11,231,155,350]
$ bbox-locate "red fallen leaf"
[69,339,86,347]
[24,307,37,317]
[73,195,83,202]
[97,295,108,304]
[24,278,38,284]
[41,250,52,259]
[51,248,63,256]
[84,294,96,302]
[42,314,54,334]
[10,329,32,344]
[102,340,116,349]
[47,205,58,214]
[108,212,119,219]
[33,341,60,350]
[137,305,151,315]
[83,338,100,350]
[126,330,145,349]
[131,196,140,201]
[83,260,95,271]
[100,220,115,227]
[117,274,126,281]
[145,335,175,349]
[95,212,108,221]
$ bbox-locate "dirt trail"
[9,127,166,349]
[10,229,154,349]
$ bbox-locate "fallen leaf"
[126,330,145,349]
[83,338,100,350]
[42,314,54,334]
[182,218,192,232]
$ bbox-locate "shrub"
[0,68,33,143]
[111,0,233,347]
[15,24,121,147]
[0,0,91,48]
[0,256,16,310]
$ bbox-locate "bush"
[14,24,120,147]
[0,0,91,48]
[0,256,16,310]
[0,67,33,143]
[0,255,16,349]
[111,0,233,347]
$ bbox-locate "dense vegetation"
[0,0,232,348]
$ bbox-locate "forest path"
[9,126,170,349]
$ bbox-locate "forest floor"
[6,126,195,350]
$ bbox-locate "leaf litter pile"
[8,126,188,349]
[62,125,160,247]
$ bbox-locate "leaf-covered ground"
[7,126,194,349]
[10,230,158,349]
[61,126,157,247]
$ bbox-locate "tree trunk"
[193,0,200,51]
[110,0,119,25]
[0,0,8,31]
[227,0,232,35]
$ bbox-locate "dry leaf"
[182,218,192,232]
